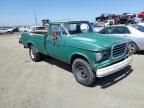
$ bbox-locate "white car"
[98,25,144,53]
[19,26,32,32]
[31,26,47,33]
[0,27,14,34]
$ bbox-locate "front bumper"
[96,56,132,77]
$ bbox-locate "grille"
[112,43,127,59]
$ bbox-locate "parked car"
[12,27,19,32]
[31,26,47,34]
[98,25,144,53]
[19,26,32,32]
[121,13,136,19]
[0,27,14,34]
[20,21,132,86]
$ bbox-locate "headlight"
[96,52,102,62]
[96,51,109,62]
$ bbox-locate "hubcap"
[129,42,137,54]
[131,46,135,53]
[77,66,87,79]
[30,48,35,59]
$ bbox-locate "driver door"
[46,24,66,61]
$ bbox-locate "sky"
[0,0,144,26]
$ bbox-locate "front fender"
[70,51,97,72]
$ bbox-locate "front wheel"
[29,45,41,62]
[130,42,138,54]
[72,58,96,86]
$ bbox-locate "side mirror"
[51,31,57,41]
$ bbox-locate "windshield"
[61,22,93,36]
[133,25,144,32]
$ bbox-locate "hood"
[66,32,128,51]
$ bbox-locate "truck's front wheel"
[29,45,41,62]
[72,58,96,86]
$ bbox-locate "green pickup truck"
[21,21,132,86]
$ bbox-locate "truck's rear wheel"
[72,58,96,86]
[29,45,41,62]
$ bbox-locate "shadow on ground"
[136,51,144,55]
[43,57,133,89]
[92,66,133,89]
[43,57,72,72]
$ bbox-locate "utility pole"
[34,11,38,26]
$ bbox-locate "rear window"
[133,25,144,32]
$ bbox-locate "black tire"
[72,58,96,86]
[10,31,14,34]
[29,45,41,62]
[19,40,22,44]
[130,42,138,54]
[7,31,11,34]
[19,38,22,44]
[7,31,13,34]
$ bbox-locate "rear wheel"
[19,38,22,44]
[29,45,41,62]
[72,58,96,86]
[7,31,14,34]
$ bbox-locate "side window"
[113,26,130,34]
[99,27,113,34]
[112,27,121,34]
[123,27,131,34]
[51,24,61,36]
[99,28,108,34]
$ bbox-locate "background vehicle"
[31,26,47,34]
[96,13,136,26]
[99,25,144,53]
[19,26,32,32]
[104,19,115,26]
[0,27,14,34]
[21,21,132,86]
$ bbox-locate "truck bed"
[21,32,47,54]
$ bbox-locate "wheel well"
[70,54,88,64]
[28,43,33,48]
